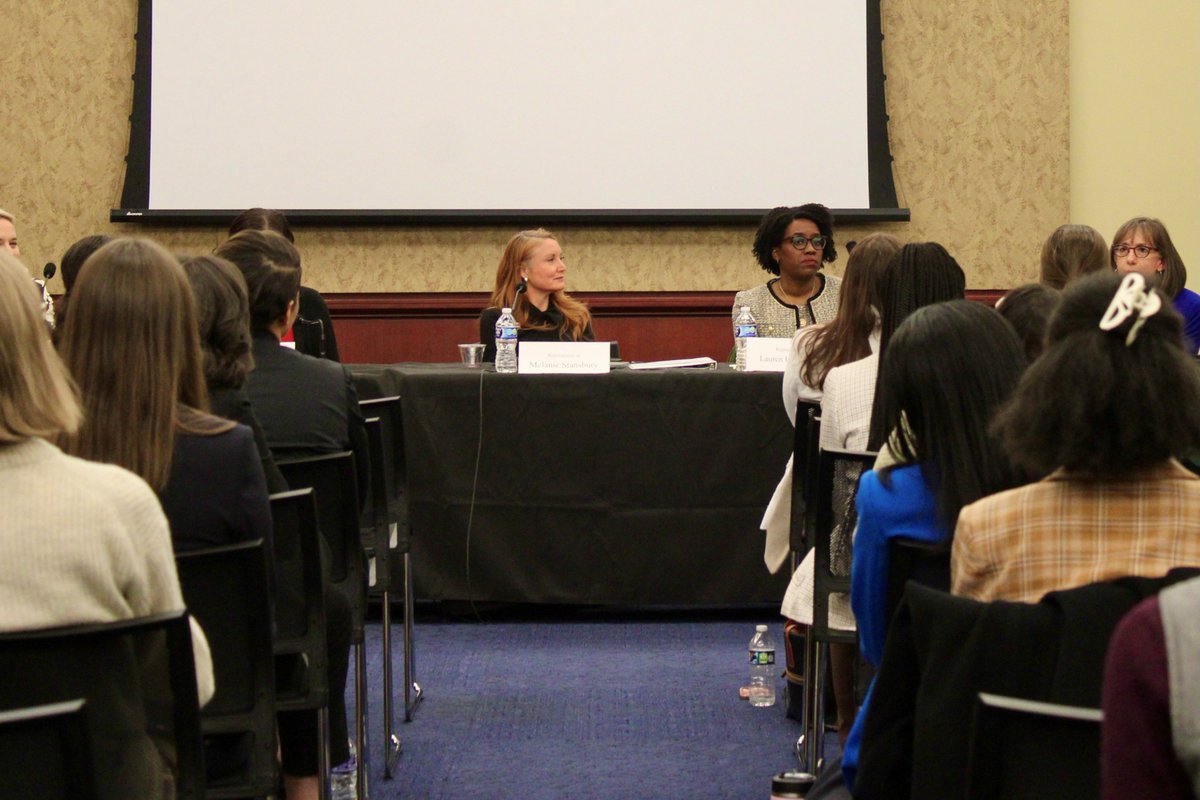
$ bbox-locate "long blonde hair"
[0,250,81,442]
[488,229,591,340]
[58,238,232,490]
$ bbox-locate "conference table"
[350,362,793,606]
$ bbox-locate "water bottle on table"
[748,623,776,707]
[734,305,758,371]
[495,307,519,374]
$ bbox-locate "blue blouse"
[843,463,951,790]
[1174,287,1200,355]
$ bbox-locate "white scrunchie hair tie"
[1099,272,1162,346]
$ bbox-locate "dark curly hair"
[751,204,837,275]
[993,271,1200,479]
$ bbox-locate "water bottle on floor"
[495,307,519,374]
[734,305,758,371]
[331,738,357,800]
[749,624,776,707]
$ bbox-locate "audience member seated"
[763,232,898,739]
[182,254,288,494]
[213,228,359,799]
[0,248,213,798]
[995,282,1059,361]
[228,207,341,362]
[1111,216,1200,353]
[1039,222,1108,290]
[1102,574,1200,800]
[57,238,272,783]
[0,207,53,327]
[478,228,595,362]
[837,301,1027,792]
[953,271,1200,602]
[734,204,841,338]
[51,233,111,342]
[57,238,272,553]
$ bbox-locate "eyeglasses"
[1112,243,1159,259]
[784,234,828,251]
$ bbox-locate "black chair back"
[0,699,97,800]
[268,489,330,711]
[812,446,877,643]
[0,610,206,800]
[884,537,951,637]
[789,400,822,558]
[357,394,409,558]
[965,692,1102,800]
[362,416,393,595]
[176,540,279,798]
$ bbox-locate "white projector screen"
[117,0,902,223]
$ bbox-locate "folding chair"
[176,539,279,798]
[358,396,421,733]
[0,610,206,800]
[0,699,96,800]
[277,453,368,798]
[797,445,876,775]
[270,488,331,799]
[788,399,822,574]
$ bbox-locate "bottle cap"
[771,770,815,798]
[756,624,768,632]
[740,305,751,312]
[501,307,512,313]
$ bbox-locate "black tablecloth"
[351,363,792,606]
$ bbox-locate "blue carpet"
[353,612,840,799]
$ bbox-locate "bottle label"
[749,649,775,666]
[735,324,758,338]
[496,325,518,341]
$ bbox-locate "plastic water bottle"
[330,737,357,800]
[495,307,519,374]
[748,624,776,707]
[734,305,758,371]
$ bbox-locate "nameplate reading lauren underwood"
[743,337,792,372]
[517,341,611,374]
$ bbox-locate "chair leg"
[319,707,331,800]
[811,643,829,774]
[355,641,368,799]
[403,552,423,721]
[381,589,402,779]
[795,631,820,774]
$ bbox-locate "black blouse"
[478,300,595,362]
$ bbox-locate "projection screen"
[115,0,904,223]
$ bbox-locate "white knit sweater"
[0,437,214,704]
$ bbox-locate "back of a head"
[182,255,254,390]
[228,207,294,243]
[878,242,967,352]
[0,250,81,442]
[995,270,1200,478]
[1038,224,1108,290]
[997,283,1060,361]
[876,300,1027,526]
[58,238,206,489]
[839,232,902,313]
[59,234,113,294]
[214,230,302,333]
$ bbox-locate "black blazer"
[209,386,289,494]
[244,331,369,510]
[160,424,273,553]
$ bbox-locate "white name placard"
[744,337,793,372]
[518,341,611,374]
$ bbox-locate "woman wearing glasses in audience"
[1111,216,1200,353]
[734,204,841,338]
[478,228,595,362]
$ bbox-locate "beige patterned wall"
[4,1,1067,294]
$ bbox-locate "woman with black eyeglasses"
[1111,216,1200,353]
[734,204,842,338]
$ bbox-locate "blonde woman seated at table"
[478,229,594,362]
[952,271,1200,603]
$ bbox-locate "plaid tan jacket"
[952,460,1200,603]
